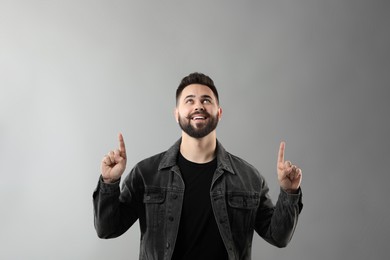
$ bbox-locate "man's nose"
[194,104,205,111]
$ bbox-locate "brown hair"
[176,72,219,105]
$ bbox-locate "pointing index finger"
[278,141,285,164]
[118,133,126,156]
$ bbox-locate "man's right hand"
[101,133,127,183]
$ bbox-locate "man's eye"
[186,99,194,104]
[202,99,211,104]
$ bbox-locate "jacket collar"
[158,138,235,174]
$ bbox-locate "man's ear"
[174,108,179,123]
[218,107,223,121]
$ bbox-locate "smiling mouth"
[186,112,209,121]
[192,116,207,120]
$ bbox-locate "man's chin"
[179,118,218,139]
[192,122,207,128]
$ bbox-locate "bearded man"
[93,72,303,260]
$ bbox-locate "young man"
[93,72,303,260]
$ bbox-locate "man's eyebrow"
[184,94,213,99]
[184,95,196,99]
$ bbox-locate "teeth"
[193,116,205,120]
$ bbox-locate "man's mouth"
[186,112,210,121]
[192,116,207,120]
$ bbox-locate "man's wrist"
[283,188,300,194]
[101,175,120,184]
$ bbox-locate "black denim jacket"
[93,139,303,260]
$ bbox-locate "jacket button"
[172,194,178,199]
[166,242,170,248]
[169,216,174,221]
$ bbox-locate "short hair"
[176,72,219,105]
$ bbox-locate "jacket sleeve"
[93,168,141,239]
[254,179,303,248]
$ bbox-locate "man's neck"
[180,132,217,164]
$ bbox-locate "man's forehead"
[181,84,215,98]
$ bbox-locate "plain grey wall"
[1,0,389,259]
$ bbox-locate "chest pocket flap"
[228,192,260,209]
[143,190,166,204]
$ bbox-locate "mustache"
[185,111,210,120]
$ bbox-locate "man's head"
[175,72,222,139]
[176,72,219,105]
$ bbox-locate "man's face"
[175,84,222,139]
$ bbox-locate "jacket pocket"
[227,192,260,231]
[143,189,166,229]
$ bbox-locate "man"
[93,72,303,260]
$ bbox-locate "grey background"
[1,0,389,259]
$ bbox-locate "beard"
[178,111,219,139]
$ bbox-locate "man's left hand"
[277,142,302,193]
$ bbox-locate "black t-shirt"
[172,153,228,260]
